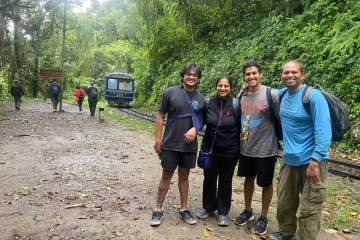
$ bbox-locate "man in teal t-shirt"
[269,61,331,240]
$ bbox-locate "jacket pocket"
[309,181,326,203]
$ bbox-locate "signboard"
[39,69,62,80]
[40,69,62,101]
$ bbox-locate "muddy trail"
[0,100,356,240]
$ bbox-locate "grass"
[105,108,155,133]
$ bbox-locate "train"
[105,67,134,107]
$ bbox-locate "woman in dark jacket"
[197,75,240,226]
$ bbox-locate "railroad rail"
[114,107,360,180]
[117,108,205,136]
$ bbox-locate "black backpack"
[279,84,349,142]
[12,85,21,95]
[78,90,85,100]
[90,88,97,99]
[267,88,283,141]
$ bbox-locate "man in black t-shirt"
[10,80,24,110]
[151,63,205,226]
[86,81,98,117]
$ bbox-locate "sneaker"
[150,210,164,226]
[269,232,297,240]
[179,209,196,224]
[218,215,229,226]
[254,216,268,234]
[78,111,82,114]
[235,209,254,226]
[197,208,214,219]
[52,108,56,112]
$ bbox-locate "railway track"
[115,107,360,180]
[117,108,205,136]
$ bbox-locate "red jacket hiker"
[73,89,86,101]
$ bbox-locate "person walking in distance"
[73,85,86,113]
[269,61,331,240]
[235,61,280,235]
[86,81,98,117]
[49,79,61,112]
[10,80,24,110]
[151,63,205,226]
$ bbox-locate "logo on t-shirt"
[191,100,199,110]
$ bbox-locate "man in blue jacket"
[269,61,331,240]
[49,79,61,112]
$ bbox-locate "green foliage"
[0,0,359,150]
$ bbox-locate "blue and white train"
[105,68,134,107]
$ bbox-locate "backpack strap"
[168,113,194,119]
[266,87,276,122]
[301,85,314,116]
[204,98,209,115]
[203,98,210,123]
[232,97,240,123]
[278,89,287,103]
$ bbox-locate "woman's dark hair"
[242,60,262,75]
[179,62,202,82]
[76,85,81,89]
[215,75,233,88]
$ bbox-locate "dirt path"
[0,100,353,240]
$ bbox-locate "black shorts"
[237,154,277,187]
[159,149,197,170]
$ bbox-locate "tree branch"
[14,4,32,9]
[0,0,21,10]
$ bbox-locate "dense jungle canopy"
[0,0,359,144]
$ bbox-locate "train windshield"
[107,78,133,91]
[107,78,118,89]
[119,80,132,91]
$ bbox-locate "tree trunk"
[188,0,194,48]
[14,6,21,69]
[0,0,8,72]
[33,55,38,97]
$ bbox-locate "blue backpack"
[52,84,59,95]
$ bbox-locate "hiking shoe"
[218,215,229,226]
[235,209,254,225]
[269,232,297,240]
[197,208,214,219]
[52,108,56,112]
[179,209,196,224]
[150,210,164,226]
[254,216,268,234]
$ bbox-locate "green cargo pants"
[276,158,328,240]
[14,96,22,109]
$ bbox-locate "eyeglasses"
[217,84,230,88]
[185,73,198,78]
